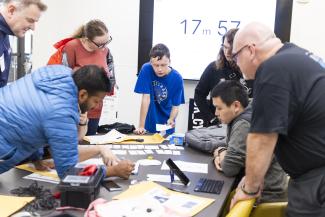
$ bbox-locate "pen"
[169,170,174,183]
[167,187,189,194]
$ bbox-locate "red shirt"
[64,39,108,119]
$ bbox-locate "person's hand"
[98,145,120,166]
[134,127,146,135]
[213,147,226,171]
[230,177,261,209]
[214,155,222,171]
[107,160,135,179]
[33,160,55,171]
[79,112,88,125]
[167,118,175,128]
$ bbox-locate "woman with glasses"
[194,28,253,127]
[63,19,115,136]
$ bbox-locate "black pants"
[287,166,325,217]
[86,118,100,136]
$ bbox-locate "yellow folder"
[117,133,164,144]
[84,133,165,145]
[0,195,34,217]
[113,181,215,216]
[15,163,60,180]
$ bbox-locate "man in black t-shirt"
[229,22,325,217]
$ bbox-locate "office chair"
[226,198,255,217]
[226,198,287,217]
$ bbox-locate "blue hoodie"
[0,65,79,178]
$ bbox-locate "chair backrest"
[226,199,287,217]
[250,202,287,217]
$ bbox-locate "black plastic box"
[58,165,104,208]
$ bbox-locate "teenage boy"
[134,43,185,135]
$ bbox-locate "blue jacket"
[0,14,13,87]
[0,65,80,178]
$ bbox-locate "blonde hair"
[71,19,108,40]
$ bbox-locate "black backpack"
[97,122,135,134]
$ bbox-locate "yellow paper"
[117,133,164,144]
[0,195,34,217]
[113,181,215,216]
[15,163,60,180]
[84,133,164,145]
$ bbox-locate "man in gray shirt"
[211,80,287,202]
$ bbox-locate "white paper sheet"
[111,150,127,155]
[172,151,181,155]
[146,174,180,183]
[85,129,126,144]
[23,173,60,184]
[145,145,160,150]
[156,124,173,132]
[161,160,208,174]
[144,149,154,154]
[136,150,146,155]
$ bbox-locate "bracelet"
[240,184,260,196]
[79,120,88,126]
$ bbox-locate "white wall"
[290,0,325,59]
[33,0,195,134]
[32,0,324,134]
[32,0,144,131]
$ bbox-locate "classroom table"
[0,145,235,217]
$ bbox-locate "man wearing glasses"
[0,0,47,87]
[230,22,325,217]
[134,43,185,135]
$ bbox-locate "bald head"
[232,22,283,80]
[234,22,276,51]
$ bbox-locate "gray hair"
[4,0,47,11]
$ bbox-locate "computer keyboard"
[194,178,224,194]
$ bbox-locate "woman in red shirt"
[64,19,114,135]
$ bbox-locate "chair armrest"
[226,199,256,217]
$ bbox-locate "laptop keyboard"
[194,178,224,194]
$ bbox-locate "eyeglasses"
[89,36,112,48]
[232,44,249,63]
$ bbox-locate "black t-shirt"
[194,61,251,126]
[251,43,325,178]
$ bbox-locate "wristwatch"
[217,147,227,155]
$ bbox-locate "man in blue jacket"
[0,0,47,87]
[0,65,134,179]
